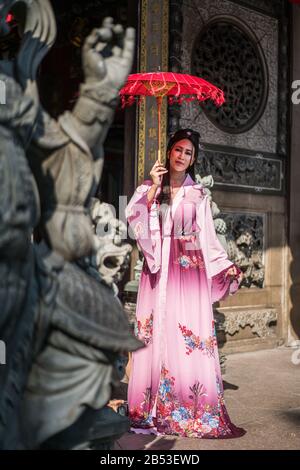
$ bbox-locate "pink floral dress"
[125,174,245,438]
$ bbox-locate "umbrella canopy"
[119,72,225,162]
[120,72,225,105]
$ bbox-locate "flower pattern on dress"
[135,311,154,346]
[174,254,205,270]
[158,365,177,402]
[189,381,208,417]
[153,366,235,438]
[134,221,144,237]
[175,254,205,270]
[178,234,197,243]
[136,184,149,194]
[130,387,155,428]
[178,324,217,357]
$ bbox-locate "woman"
[125,128,245,438]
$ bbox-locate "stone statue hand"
[82,17,135,89]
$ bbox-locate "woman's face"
[169,138,194,172]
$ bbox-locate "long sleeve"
[125,180,161,274]
[197,194,241,303]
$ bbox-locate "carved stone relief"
[222,212,265,288]
[192,20,268,134]
[224,309,277,338]
[87,198,132,293]
[196,148,283,193]
[228,0,283,18]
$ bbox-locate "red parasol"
[119,72,225,163]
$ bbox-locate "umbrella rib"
[172,72,180,97]
[182,73,198,99]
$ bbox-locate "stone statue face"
[0,1,14,36]
[0,0,56,85]
[0,0,30,36]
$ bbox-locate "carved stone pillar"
[137,0,169,185]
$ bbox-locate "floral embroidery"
[134,221,144,237]
[139,366,237,437]
[130,387,155,428]
[189,381,208,417]
[178,324,217,357]
[130,365,239,437]
[175,254,205,270]
[126,207,134,217]
[136,184,149,194]
[158,365,177,403]
[135,311,153,346]
[178,234,197,243]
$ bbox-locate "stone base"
[39,406,130,450]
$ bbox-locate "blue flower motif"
[202,411,212,423]
[144,415,154,426]
[179,256,190,268]
[186,338,195,348]
[202,412,219,429]
[178,407,191,420]
[171,410,182,422]
[159,379,172,401]
[171,407,190,422]
[208,417,219,429]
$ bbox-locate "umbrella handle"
[156,96,163,164]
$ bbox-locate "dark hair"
[157,128,200,205]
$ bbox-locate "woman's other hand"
[225,265,243,283]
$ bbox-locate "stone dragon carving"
[88,198,132,295]
[195,173,228,250]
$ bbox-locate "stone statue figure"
[88,198,132,295]
[195,174,228,251]
[0,0,141,450]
